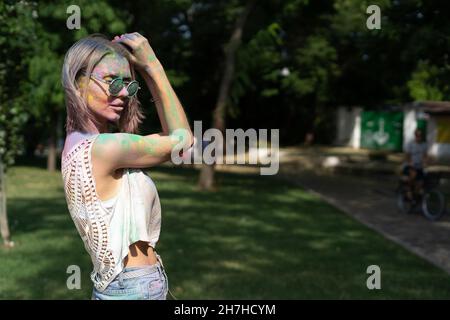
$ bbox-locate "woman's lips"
[109,105,124,112]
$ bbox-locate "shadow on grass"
[2,164,450,299]
[1,197,92,299]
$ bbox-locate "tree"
[0,1,37,247]
[197,0,256,190]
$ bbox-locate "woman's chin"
[106,115,120,125]
[109,112,121,121]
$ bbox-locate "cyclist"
[401,128,429,202]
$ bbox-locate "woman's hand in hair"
[113,32,162,73]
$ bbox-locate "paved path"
[279,168,450,275]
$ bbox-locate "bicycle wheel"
[422,189,446,221]
[397,188,414,214]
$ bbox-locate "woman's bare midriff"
[124,241,158,267]
[92,163,159,268]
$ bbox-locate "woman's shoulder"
[63,131,98,157]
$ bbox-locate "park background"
[1,0,450,299]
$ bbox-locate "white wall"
[336,106,361,148]
[402,105,417,152]
[427,116,437,155]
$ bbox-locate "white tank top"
[101,196,118,213]
[61,132,162,292]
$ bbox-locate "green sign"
[360,111,403,151]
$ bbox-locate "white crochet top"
[60,133,162,292]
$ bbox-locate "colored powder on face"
[92,53,132,80]
[87,93,94,105]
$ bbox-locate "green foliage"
[28,45,64,119]
[164,69,190,88]
[331,0,390,35]
[407,60,449,101]
[230,22,283,117]
[285,35,339,101]
[0,1,36,167]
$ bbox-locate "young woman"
[60,33,193,300]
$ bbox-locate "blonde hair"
[62,33,145,134]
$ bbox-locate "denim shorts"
[91,256,169,300]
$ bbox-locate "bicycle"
[396,169,447,221]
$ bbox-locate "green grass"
[1,164,450,299]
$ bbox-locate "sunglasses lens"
[109,78,124,96]
[127,81,139,97]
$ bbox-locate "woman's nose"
[116,85,129,98]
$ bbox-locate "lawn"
[1,163,450,299]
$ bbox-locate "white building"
[336,101,450,162]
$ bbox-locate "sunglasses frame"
[90,74,140,97]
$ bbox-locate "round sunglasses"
[90,74,140,97]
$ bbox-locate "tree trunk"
[198,163,216,191]
[0,161,13,247]
[198,0,256,190]
[56,111,63,170]
[47,117,56,172]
